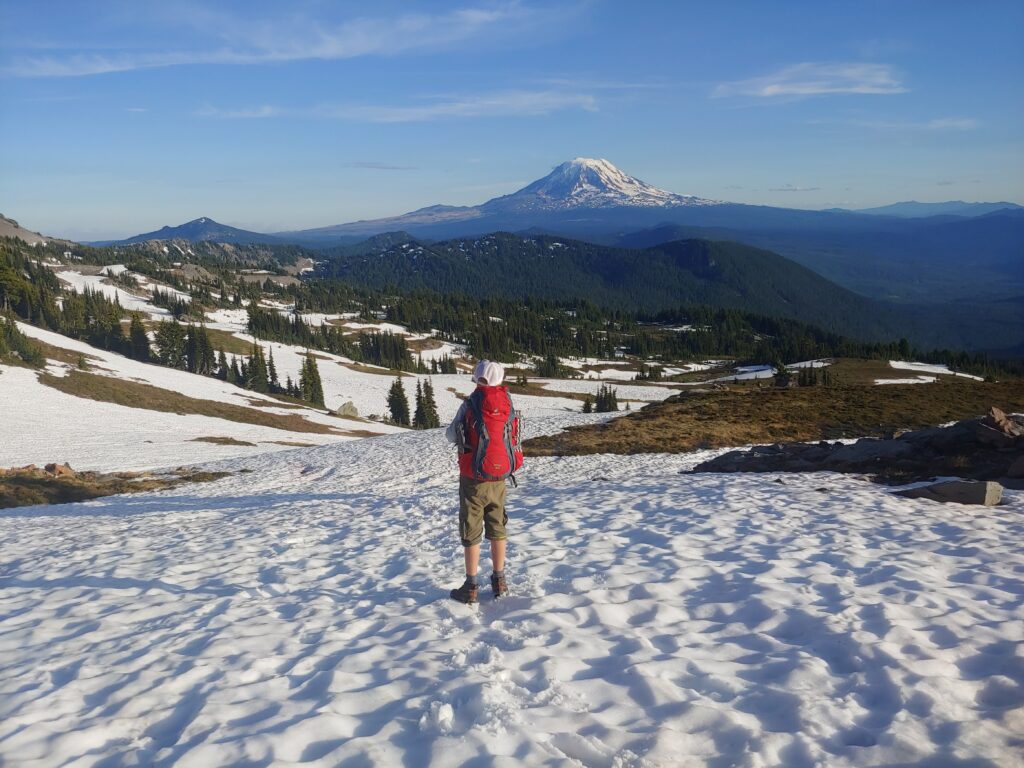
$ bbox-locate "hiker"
[446,359,523,603]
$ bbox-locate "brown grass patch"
[191,436,257,446]
[525,380,1024,457]
[0,467,231,510]
[341,362,411,377]
[507,381,590,402]
[266,440,318,447]
[32,338,104,367]
[38,370,346,435]
[204,327,256,356]
[242,396,305,410]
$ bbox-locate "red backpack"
[458,385,524,482]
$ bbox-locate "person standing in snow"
[446,359,524,603]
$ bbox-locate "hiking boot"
[490,573,508,599]
[449,579,479,604]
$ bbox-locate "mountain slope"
[480,157,718,213]
[322,233,900,340]
[850,200,1023,218]
[107,217,283,246]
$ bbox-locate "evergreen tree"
[413,380,428,429]
[582,395,593,413]
[386,377,410,426]
[300,352,325,407]
[217,349,229,381]
[153,319,186,369]
[128,314,151,362]
[247,344,269,392]
[595,384,619,413]
[422,378,441,428]
[268,348,280,392]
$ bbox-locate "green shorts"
[458,476,508,546]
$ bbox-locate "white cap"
[472,359,505,386]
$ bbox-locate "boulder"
[984,406,1024,438]
[333,401,359,418]
[895,480,1003,506]
[1006,455,1024,479]
[44,462,76,477]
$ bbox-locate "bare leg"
[490,539,506,573]
[463,544,481,577]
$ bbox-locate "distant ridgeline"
[1,236,1020,380]
[316,233,1023,354]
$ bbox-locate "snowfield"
[889,361,985,382]
[1,415,1021,767]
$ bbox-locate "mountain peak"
[483,157,719,213]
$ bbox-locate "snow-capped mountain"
[481,157,718,213]
[276,158,721,240]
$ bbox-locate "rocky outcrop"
[895,480,1003,506]
[692,407,1024,486]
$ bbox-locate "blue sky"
[1,0,1022,240]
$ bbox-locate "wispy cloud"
[813,116,980,131]
[539,76,668,91]
[5,3,540,78]
[714,62,906,98]
[866,117,979,131]
[769,184,821,192]
[197,90,597,123]
[343,161,418,171]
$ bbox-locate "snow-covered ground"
[889,361,985,381]
[2,321,612,472]
[875,376,938,386]
[55,269,177,320]
[536,378,680,402]
[0,415,1020,767]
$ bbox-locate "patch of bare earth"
[191,436,256,446]
[0,464,232,510]
[37,369,347,435]
[524,381,1024,457]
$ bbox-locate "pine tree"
[153,319,186,369]
[247,344,269,392]
[582,395,593,413]
[595,384,619,413]
[413,380,428,429]
[128,314,151,362]
[422,378,441,428]
[217,349,229,381]
[386,377,410,426]
[268,348,280,392]
[300,352,325,407]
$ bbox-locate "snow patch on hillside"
[890,360,984,381]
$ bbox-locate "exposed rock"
[985,406,1024,437]
[333,401,359,418]
[691,408,1024,483]
[44,462,76,477]
[1007,455,1024,479]
[896,480,1003,506]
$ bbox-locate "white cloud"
[343,162,418,171]
[197,91,597,123]
[769,184,821,192]
[714,62,906,98]
[5,3,540,78]
[841,116,980,131]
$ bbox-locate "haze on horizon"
[1,0,1022,241]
